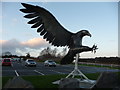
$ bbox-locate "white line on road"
[11,64,13,67]
[34,70,44,75]
[15,70,19,76]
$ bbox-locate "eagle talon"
[91,44,98,53]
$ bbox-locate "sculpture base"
[52,79,96,88]
[52,54,96,88]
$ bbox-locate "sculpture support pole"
[75,54,79,70]
[52,53,96,85]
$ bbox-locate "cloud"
[0,40,6,44]
[1,38,50,56]
[21,38,49,48]
[1,39,22,55]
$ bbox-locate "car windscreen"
[4,59,11,62]
[28,60,35,62]
[48,61,55,63]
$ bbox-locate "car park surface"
[2,60,119,77]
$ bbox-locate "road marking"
[15,70,19,76]
[50,70,65,74]
[34,70,44,75]
[11,64,13,67]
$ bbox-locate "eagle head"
[77,30,92,37]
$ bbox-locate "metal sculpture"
[20,3,97,65]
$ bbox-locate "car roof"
[46,60,55,62]
[3,58,11,60]
[27,59,33,60]
[26,59,35,61]
[46,60,53,61]
[3,58,11,62]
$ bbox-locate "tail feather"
[60,50,75,65]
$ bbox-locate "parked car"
[44,60,56,67]
[2,58,12,66]
[25,59,36,67]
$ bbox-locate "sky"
[0,1,118,58]
[118,2,120,57]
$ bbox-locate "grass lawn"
[2,72,120,88]
[2,73,100,88]
[78,63,120,70]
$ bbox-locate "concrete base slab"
[52,79,96,88]
[78,79,96,88]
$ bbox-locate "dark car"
[2,58,12,66]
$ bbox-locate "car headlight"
[27,62,30,64]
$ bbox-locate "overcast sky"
[1,2,118,58]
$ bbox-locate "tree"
[46,47,51,55]
[2,51,12,56]
[40,47,50,56]
[26,53,30,58]
[57,53,62,58]
[51,48,57,57]
[61,48,67,57]
[39,47,58,58]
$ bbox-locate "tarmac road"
[2,61,119,77]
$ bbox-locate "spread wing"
[20,3,73,47]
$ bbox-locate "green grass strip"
[2,73,100,88]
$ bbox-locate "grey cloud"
[1,38,50,56]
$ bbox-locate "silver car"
[44,60,56,67]
[25,59,36,67]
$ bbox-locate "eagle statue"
[20,3,97,65]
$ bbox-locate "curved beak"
[87,32,92,37]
